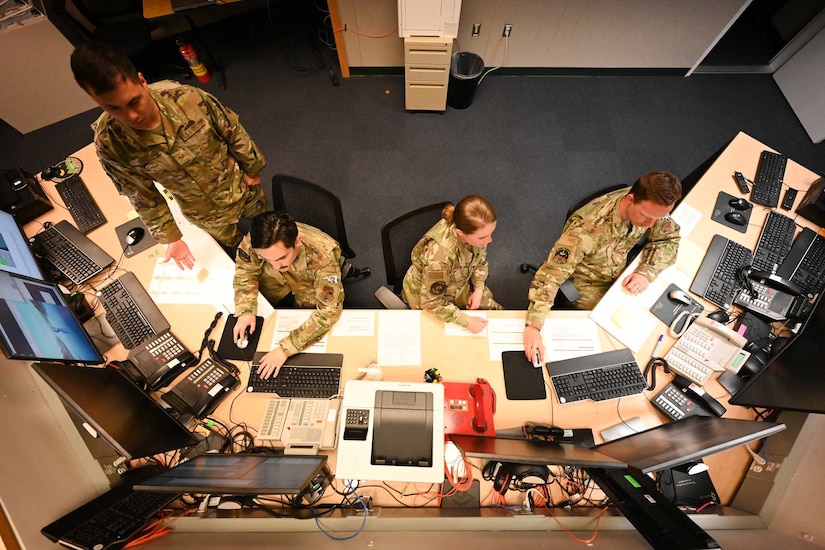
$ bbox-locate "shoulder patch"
[321,285,335,302]
[430,281,448,295]
[322,275,340,285]
[552,248,570,264]
[237,249,251,262]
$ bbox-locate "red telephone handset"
[469,378,495,433]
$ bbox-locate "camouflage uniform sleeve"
[198,90,266,177]
[471,247,488,293]
[526,224,591,330]
[96,147,183,244]
[410,239,470,328]
[634,218,681,282]
[233,235,262,317]
[279,249,344,355]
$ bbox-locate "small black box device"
[0,168,53,224]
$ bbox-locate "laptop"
[451,416,785,473]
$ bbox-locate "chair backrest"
[381,202,448,294]
[271,174,355,259]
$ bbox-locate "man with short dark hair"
[233,211,344,379]
[524,171,682,362]
[70,42,266,268]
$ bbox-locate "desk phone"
[651,375,726,421]
[161,358,239,419]
[126,331,196,389]
[663,316,750,386]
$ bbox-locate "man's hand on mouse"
[164,239,196,270]
[622,272,650,295]
[233,314,257,346]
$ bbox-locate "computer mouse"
[668,289,692,305]
[707,309,730,323]
[237,338,249,350]
[125,227,145,246]
[724,211,747,226]
[728,197,751,210]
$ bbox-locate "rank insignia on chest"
[553,248,570,264]
[430,281,447,295]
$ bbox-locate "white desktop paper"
[377,310,422,366]
[487,317,526,360]
[271,310,327,352]
[444,311,488,337]
[543,318,601,361]
[331,310,376,337]
[670,202,702,239]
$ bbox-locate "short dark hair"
[70,42,140,95]
[250,211,298,249]
[630,171,682,206]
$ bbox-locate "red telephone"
[443,379,496,436]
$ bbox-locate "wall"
[773,24,825,143]
[338,0,747,70]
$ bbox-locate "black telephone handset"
[161,358,240,419]
[651,375,727,421]
[734,270,811,321]
[748,270,803,296]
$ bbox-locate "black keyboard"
[247,365,341,398]
[751,210,796,272]
[777,227,825,298]
[751,150,787,208]
[30,220,114,284]
[55,174,106,233]
[690,234,753,309]
[549,351,647,404]
[99,272,170,350]
[55,491,178,550]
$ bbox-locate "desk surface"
[16,131,822,519]
[142,0,241,19]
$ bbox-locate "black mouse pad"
[711,191,751,234]
[216,315,264,361]
[501,351,547,400]
[649,283,704,327]
[114,218,158,257]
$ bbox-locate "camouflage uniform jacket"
[92,84,266,244]
[402,218,489,328]
[233,223,344,355]
[527,189,681,329]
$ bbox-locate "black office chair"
[270,174,368,279]
[520,184,646,309]
[44,0,189,82]
[374,202,448,309]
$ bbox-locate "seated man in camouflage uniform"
[70,42,267,269]
[233,211,344,379]
[524,172,682,362]
[402,195,503,334]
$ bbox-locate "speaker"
[796,176,825,227]
[0,168,53,224]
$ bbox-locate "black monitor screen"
[134,454,328,494]
[731,293,825,413]
[32,362,201,459]
[0,271,102,363]
[450,435,627,469]
[592,416,785,473]
[0,209,43,279]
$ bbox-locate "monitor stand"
[585,467,720,550]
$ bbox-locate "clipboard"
[501,351,547,400]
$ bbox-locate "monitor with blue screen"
[0,209,43,279]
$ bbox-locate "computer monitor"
[134,454,328,495]
[730,293,825,413]
[449,435,627,469]
[0,208,43,279]
[592,416,786,473]
[0,271,102,364]
[32,362,201,460]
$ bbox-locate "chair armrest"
[558,278,580,303]
[374,286,408,309]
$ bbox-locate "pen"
[651,334,664,358]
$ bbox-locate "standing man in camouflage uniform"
[233,211,344,379]
[70,42,267,268]
[402,195,502,334]
[524,172,681,362]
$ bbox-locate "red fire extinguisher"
[177,38,211,83]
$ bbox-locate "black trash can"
[447,52,484,109]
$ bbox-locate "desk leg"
[185,14,227,90]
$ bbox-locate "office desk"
[7,132,821,546]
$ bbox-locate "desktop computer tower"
[0,168,53,224]
[796,176,825,227]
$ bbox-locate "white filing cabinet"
[404,37,452,111]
